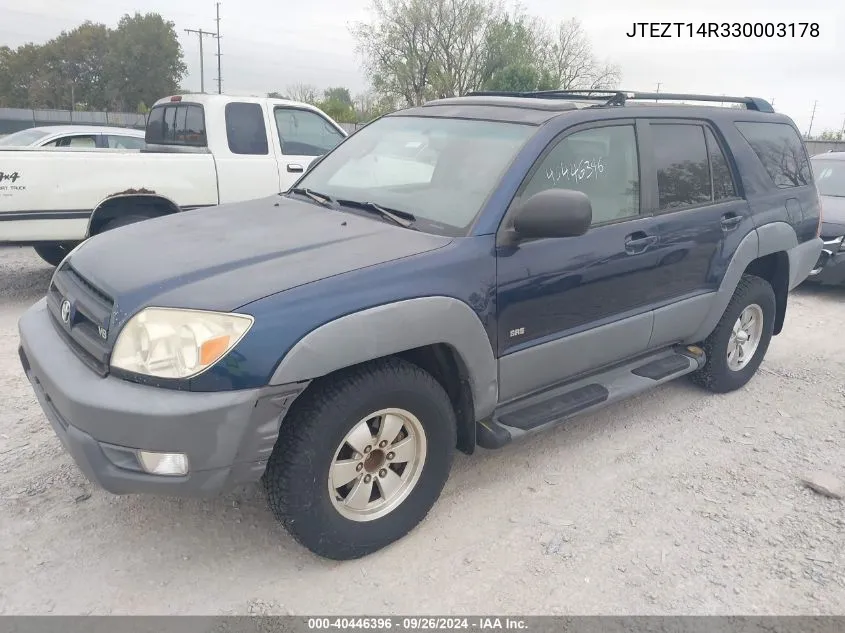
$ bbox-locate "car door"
[214,101,282,204]
[496,120,670,402]
[270,106,347,191]
[639,120,749,348]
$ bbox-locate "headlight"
[111,307,253,379]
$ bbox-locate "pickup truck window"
[294,115,534,233]
[225,102,269,155]
[146,103,207,147]
[522,125,640,225]
[274,107,345,156]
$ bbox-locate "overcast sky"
[1,0,842,134]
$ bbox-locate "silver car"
[0,125,146,149]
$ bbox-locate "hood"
[68,195,452,317]
[820,195,845,237]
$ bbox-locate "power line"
[184,27,216,93]
[215,3,223,95]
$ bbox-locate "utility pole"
[184,27,216,93]
[214,3,223,94]
[807,100,818,138]
[655,82,661,103]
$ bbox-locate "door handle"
[720,213,742,230]
[624,232,658,254]
[287,163,304,173]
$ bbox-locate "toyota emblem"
[60,299,71,324]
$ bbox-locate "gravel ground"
[0,245,842,615]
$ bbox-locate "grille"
[47,264,115,377]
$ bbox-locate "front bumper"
[807,237,845,286]
[18,298,306,497]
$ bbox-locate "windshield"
[0,129,51,147]
[812,158,845,197]
[294,115,536,234]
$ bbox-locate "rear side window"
[652,124,711,210]
[735,121,811,188]
[107,135,145,149]
[225,102,269,155]
[145,104,207,147]
[705,128,736,200]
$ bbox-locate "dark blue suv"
[18,91,823,560]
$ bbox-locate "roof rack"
[464,90,774,112]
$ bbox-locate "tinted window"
[522,125,640,225]
[705,128,736,200]
[735,121,812,188]
[274,108,345,156]
[225,102,269,155]
[653,124,710,210]
[145,104,206,146]
[106,135,145,149]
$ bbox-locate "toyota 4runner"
[18,90,823,560]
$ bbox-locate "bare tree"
[540,19,620,90]
[351,0,441,107]
[285,82,320,104]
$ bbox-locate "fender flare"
[86,192,181,238]
[689,222,797,343]
[269,296,499,420]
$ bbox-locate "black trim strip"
[0,210,91,221]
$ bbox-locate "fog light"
[138,451,189,476]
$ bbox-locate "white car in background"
[0,125,146,149]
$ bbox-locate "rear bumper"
[787,237,824,290]
[806,237,845,286]
[19,298,306,497]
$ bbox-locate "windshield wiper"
[335,199,416,228]
[289,187,334,207]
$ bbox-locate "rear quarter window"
[735,121,812,188]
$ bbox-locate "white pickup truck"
[0,94,348,265]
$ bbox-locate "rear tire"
[691,274,776,393]
[33,243,76,267]
[262,357,456,560]
[98,214,150,234]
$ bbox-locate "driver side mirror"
[512,189,593,239]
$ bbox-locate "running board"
[476,346,706,449]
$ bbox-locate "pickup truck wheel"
[99,214,149,234]
[691,274,775,393]
[262,357,456,560]
[33,244,75,267]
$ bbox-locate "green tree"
[319,86,357,123]
[104,13,187,111]
[0,13,185,111]
[267,91,286,99]
[351,0,621,106]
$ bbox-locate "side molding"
[269,297,499,420]
[688,222,798,343]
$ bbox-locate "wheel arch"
[87,191,181,237]
[690,223,796,342]
[269,297,499,454]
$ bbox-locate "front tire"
[263,357,456,560]
[691,274,776,393]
